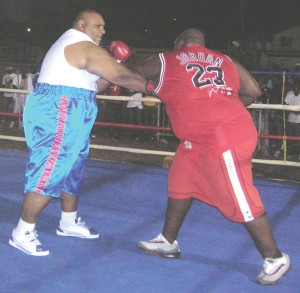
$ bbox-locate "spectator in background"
[17,68,35,128]
[1,66,19,127]
[142,95,160,142]
[27,67,38,89]
[125,89,143,141]
[104,83,124,138]
[32,68,40,88]
[284,82,300,159]
[270,75,288,157]
[143,95,158,127]
[253,81,271,156]
[266,75,273,93]
[259,81,271,104]
[271,75,297,157]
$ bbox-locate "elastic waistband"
[34,83,96,100]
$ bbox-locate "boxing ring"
[0,149,299,292]
[0,85,299,292]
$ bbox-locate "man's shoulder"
[57,28,96,45]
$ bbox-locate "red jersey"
[154,45,257,155]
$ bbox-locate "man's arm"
[65,41,149,94]
[134,54,161,88]
[96,78,111,93]
[233,59,262,106]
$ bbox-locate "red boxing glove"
[109,41,132,63]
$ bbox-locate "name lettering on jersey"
[176,52,223,67]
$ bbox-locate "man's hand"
[146,80,155,94]
[109,41,132,63]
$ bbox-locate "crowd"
[251,74,300,159]
[1,65,163,142]
[1,67,299,156]
[95,83,160,141]
[1,66,39,128]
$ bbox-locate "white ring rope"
[1,88,300,111]
[1,135,300,167]
[1,88,300,168]
[0,88,160,103]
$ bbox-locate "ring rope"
[1,135,300,167]
[1,87,300,168]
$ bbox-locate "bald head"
[73,9,100,27]
[174,28,205,50]
[72,9,105,44]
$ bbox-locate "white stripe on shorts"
[222,149,254,222]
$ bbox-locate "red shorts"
[168,138,265,222]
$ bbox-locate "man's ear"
[174,39,184,50]
[77,19,85,31]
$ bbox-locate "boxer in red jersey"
[136,28,290,285]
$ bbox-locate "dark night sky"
[0,0,299,50]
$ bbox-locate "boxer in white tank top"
[9,9,152,256]
[38,28,99,91]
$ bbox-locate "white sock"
[60,211,77,227]
[14,218,35,234]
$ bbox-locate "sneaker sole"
[137,245,180,259]
[56,229,99,239]
[256,264,291,285]
[9,239,49,256]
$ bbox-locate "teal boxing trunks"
[23,83,98,197]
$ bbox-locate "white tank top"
[38,29,99,91]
